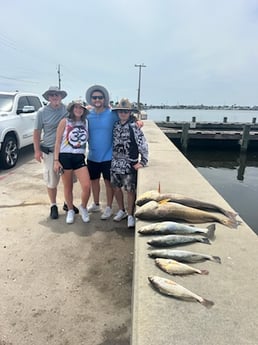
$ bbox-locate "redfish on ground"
[136,190,238,220]
[135,200,240,229]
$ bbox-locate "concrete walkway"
[131,121,258,345]
[0,156,133,345]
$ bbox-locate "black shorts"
[87,160,111,180]
[59,153,86,170]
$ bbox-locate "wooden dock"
[156,121,258,151]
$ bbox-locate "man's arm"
[33,129,43,162]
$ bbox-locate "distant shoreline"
[145,105,258,111]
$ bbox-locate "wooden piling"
[241,124,251,151]
[181,123,190,151]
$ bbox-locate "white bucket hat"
[42,86,67,100]
[85,84,110,107]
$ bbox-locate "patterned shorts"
[111,172,137,192]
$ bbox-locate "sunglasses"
[49,93,60,97]
[118,110,130,114]
[91,95,104,100]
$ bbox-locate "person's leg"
[91,178,101,205]
[75,166,91,208]
[43,153,60,219]
[103,179,114,208]
[114,187,124,210]
[127,190,136,216]
[47,187,57,204]
[62,170,74,210]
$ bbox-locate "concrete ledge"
[131,121,258,345]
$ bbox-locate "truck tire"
[0,135,19,169]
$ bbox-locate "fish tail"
[200,269,209,275]
[206,224,216,240]
[212,255,221,264]
[201,298,214,308]
[223,209,238,219]
[200,237,211,245]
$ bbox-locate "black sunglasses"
[118,110,130,114]
[49,93,60,97]
[91,95,104,100]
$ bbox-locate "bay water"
[147,108,258,235]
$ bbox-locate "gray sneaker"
[113,209,128,222]
[101,206,112,220]
[88,203,101,213]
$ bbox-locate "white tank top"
[60,119,88,154]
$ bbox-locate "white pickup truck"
[0,91,43,169]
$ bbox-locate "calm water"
[147,109,258,235]
[147,108,258,123]
[185,149,258,235]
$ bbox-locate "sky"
[1,0,258,106]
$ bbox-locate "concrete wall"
[131,121,258,345]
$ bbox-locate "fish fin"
[201,237,211,245]
[201,298,214,308]
[212,255,221,264]
[200,269,209,275]
[207,224,216,240]
[158,198,171,204]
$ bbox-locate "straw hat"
[67,99,89,114]
[113,98,138,112]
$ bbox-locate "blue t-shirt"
[87,108,118,162]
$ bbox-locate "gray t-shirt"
[34,103,67,147]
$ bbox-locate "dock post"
[181,123,190,151]
[252,117,256,124]
[166,116,170,122]
[223,117,228,123]
[240,124,251,151]
[190,116,196,128]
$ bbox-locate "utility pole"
[57,64,61,89]
[134,63,146,110]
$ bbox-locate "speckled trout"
[155,258,209,275]
[148,275,214,308]
[135,200,239,228]
[148,249,221,263]
[138,222,216,239]
[136,190,237,219]
[147,234,210,247]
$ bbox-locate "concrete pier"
[131,121,258,345]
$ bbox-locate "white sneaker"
[66,209,75,224]
[127,215,135,228]
[101,206,112,220]
[113,209,128,222]
[79,205,90,223]
[88,203,101,213]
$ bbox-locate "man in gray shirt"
[33,86,78,219]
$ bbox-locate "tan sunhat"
[113,98,139,112]
[42,86,67,100]
[67,99,89,114]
